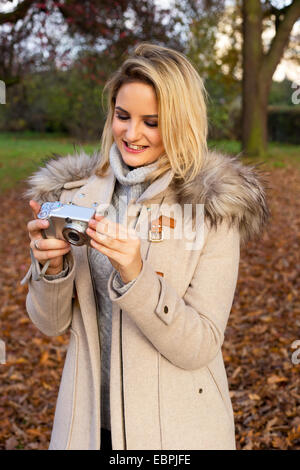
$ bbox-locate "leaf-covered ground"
[0,165,299,450]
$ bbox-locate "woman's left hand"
[86,214,143,284]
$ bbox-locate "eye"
[145,121,158,128]
[116,114,158,128]
[116,114,129,121]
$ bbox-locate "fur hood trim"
[170,149,270,245]
[24,148,270,246]
[24,149,100,203]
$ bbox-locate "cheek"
[151,130,164,148]
[112,118,124,137]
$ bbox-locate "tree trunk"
[243,71,271,157]
[241,0,300,157]
[242,0,266,157]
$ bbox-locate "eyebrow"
[115,106,158,118]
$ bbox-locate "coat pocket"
[206,364,234,424]
[49,327,79,450]
[190,365,234,429]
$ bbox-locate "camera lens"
[63,222,88,246]
[68,232,80,242]
[63,227,84,245]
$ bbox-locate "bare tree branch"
[0,0,35,25]
[261,1,300,82]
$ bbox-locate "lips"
[123,140,148,149]
[122,140,149,154]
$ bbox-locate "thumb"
[29,200,41,220]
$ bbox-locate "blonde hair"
[96,42,208,184]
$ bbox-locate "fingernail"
[41,220,48,227]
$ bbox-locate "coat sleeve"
[24,251,76,337]
[107,220,240,370]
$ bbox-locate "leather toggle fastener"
[148,215,176,242]
[156,271,164,277]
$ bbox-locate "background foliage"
[0,0,299,451]
[0,0,299,143]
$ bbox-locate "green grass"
[0,132,299,192]
[0,132,101,191]
[209,139,300,170]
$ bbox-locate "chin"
[121,153,148,167]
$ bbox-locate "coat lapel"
[69,166,174,211]
[71,170,116,210]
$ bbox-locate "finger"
[91,216,113,232]
[30,238,70,251]
[90,219,130,241]
[29,200,41,219]
[94,214,105,222]
[92,215,140,241]
[90,238,125,261]
[27,218,49,237]
[32,246,71,261]
[86,228,124,252]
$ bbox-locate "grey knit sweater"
[45,143,159,431]
[89,144,159,430]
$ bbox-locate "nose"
[124,120,142,143]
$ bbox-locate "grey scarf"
[109,141,159,202]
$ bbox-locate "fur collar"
[23,148,270,246]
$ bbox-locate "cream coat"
[21,148,269,450]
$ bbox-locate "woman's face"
[112,81,165,168]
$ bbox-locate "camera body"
[37,201,96,246]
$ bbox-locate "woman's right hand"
[27,200,71,276]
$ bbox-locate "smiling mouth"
[123,140,149,150]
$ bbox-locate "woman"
[21,43,269,450]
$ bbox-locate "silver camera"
[37,201,96,246]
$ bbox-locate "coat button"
[164,305,168,314]
[199,388,203,394]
